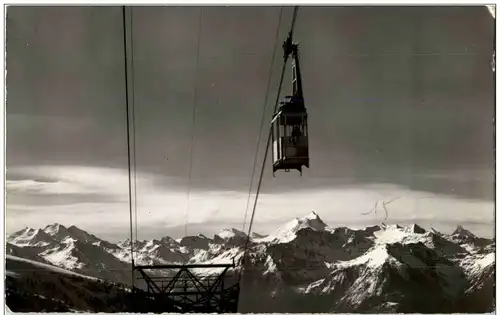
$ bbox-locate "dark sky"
[5,6,495,239]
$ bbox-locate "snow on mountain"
[6,254,98,281]
[44,223,111,246]
[215,228,246,240]
[302,240,469,312]
[7,227,32,242]
[113,236,190,267]
[67,225,102,243]
[43,223,73,241]
[458,249,495,281]
[6,242,51,264]
[258,211,327,243]
[5,212,495,313]
[452,225,477,239]
[92,239,121,250]
[213,228,248,248]
[373,224,430,245]
[7,227,56,247]
[469,254,494,290]
[40,238,86,270]
[250,232,266,239]
[137,239,187,264]
[118,238,146,250]
[455,249,495,312]
[5,254,138,313]
[28,233,132,284]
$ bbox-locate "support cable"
[239,6,300,278]
[185,8,204,241]
[130,8,139,257]
[242,7,283,232]
[122,5,135,288]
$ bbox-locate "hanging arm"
[291,44,304,102]
[282,32,304,107]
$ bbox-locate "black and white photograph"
[4,3,496,313]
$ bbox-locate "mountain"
[5,255,140,312]
[452,225,477,239]
[8,224,131,284]
[7,227,56,248]
[250,231,266,239]
[5,214,495,313]
[214,228,246,241]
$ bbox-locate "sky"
[6,6,495,241]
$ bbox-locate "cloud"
[6,165,494,241]
[7,166,128,194]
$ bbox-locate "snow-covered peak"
[334,239,432,271]
[67,225,101,243]
[403,224,426,234]
[117,239,145,251]
[43,223,67,235]
[39,223,104,245]
[303,211,326,226]
[142,239,163,251]
[215,228,247,240]
[336,244,396,269]
[8,227,56,247]
[7,227,34,241]
[373,224,431,245]
[262,211,327,243]
[43,223,72,241]
[5,214,495,314]
[431,227,442,234]
[452,225,476,238]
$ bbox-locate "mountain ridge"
[6,211,495,313]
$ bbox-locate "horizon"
[7,208,495,242]
[6,6,495,243]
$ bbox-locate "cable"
[129,7,139,259]
[122,5,135,288]
[242,7,283,232]
[185,8,203,241]
[240,6,300,276]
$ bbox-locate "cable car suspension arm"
[284,38,304,103]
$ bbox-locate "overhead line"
[240,6,300,274]
[185,8,204,243]
[122,5,135,288]
[242,7,283,232]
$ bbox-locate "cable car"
[271,35,309,175]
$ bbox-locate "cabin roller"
[271,33,310,176]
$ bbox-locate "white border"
[0,0,499,4]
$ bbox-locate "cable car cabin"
[271,33,309,175]
[271,98,309,174]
